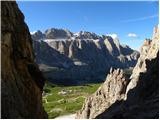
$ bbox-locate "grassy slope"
[43,82,101,118]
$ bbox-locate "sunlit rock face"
[32,29,139,85]
[76,26,159,119]
[45,28,73,39]
[76,68,130,118]
[1,1,47,118]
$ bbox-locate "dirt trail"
[55,114,76,119]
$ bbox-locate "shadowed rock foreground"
[76,26,159,119]
[1,1,47,118]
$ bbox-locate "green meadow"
[42,82,101,118]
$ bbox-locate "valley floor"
[42,82,101,118]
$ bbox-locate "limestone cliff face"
[76,26,159,119]
[33,40,74,68]
[76,68,130,118]
[32,30,139,85]
[126,26,159,93]
[1,1,47,118]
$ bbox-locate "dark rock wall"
[96,52,159,119]
[1,1,47,118]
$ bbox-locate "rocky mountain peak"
[76,68,130,119]
[32,27,139,85]
[153,25,159,39]
[74,31,100,39]
[32,28,125,44]
[44,28,73,39]
[31,30,45,40]
[143,39,151,46]
[76,26,159,119]
[32,28,106,40]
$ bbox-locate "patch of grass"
[43,82,101,118]
[48,111,61,118]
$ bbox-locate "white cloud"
[128,33,137,38]
[121,14,158,23]
[106,33,118,39]
[30,31,37,35]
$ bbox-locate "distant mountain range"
[31,28,139,85]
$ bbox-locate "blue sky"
[17,1,158,50]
